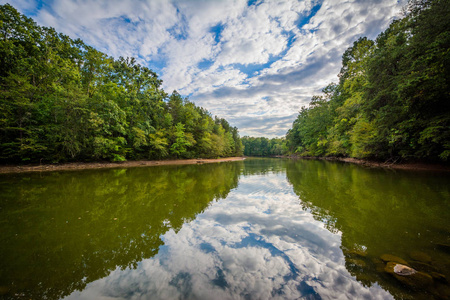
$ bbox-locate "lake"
[0,158,449,299]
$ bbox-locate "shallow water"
[0,158,449,299]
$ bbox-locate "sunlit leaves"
[0,4,243,163]
[286,0,449,162]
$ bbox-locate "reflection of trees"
[285,160,450,299]
[241,158,288,176]
[0,162,242,299]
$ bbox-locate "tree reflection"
[241,157,288,176]
[285,159,450,299]
[0,162,242,299]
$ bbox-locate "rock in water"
[343,247,367,257]
[385,262,433,289]
[410,261,438,273]
[384,262,397,274]
[396,271,434,289]
[394,264,417,276]
[347,258,366,268]
[431,272,447,283]
[380,254,408,265]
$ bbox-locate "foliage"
[286,0,450,162]
[241,136,287,156]
[0,4,243,163]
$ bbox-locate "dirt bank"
[286,156,450,172]
[0,157,245,174]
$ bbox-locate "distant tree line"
[286,0,449,162]
[0,4,243,163]
[241,136,287,157]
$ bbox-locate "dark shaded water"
[0,158,449,299]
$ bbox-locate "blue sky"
[5,0,407,137]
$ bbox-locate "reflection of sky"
[64,173,393,300]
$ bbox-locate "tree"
[0,4,243,163]
[170,123,194,158]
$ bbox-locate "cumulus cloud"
[63,173,393,300]
[2,0,407,137]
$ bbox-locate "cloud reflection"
[65,173,393,300]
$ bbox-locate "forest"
[2,0,449,164]
[0,4,243,163]
[241,136,286,157]
[285,0,449,162]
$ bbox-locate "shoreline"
[284,156,450,172]
[2,156,449,174]
[0,157,245,174]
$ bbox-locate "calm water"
[0,158,449,300]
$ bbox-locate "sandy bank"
[0,157,245,174]
[287,156,450,172]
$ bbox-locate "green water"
[0,158,449,299]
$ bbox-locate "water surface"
[0,158,449,299]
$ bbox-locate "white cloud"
[2,0,408,137]
[33,0,179,60]
[3,0,37,12]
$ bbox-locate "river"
[0,158,449,299]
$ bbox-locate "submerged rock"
[380,254,408,265]
[410,261,438,273]
[347,258,366,268]
[385,262,433,289]
[431,272,447,283]
[372,257,385,273]
[395,271,434,289]
[410,251,432,263]
[384,262,400,274]
[344,248,367,258]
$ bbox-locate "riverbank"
[286,156,450,172]
[0,157,245,174]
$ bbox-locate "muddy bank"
[0,157,245,174]
[284,156,450,172]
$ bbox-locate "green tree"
[0,4,242,163]
[170,123,194,158]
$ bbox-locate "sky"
[5,0,407,137]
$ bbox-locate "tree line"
[241,136,286,157]
[0,4,243,163]
[285,0,449,162]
